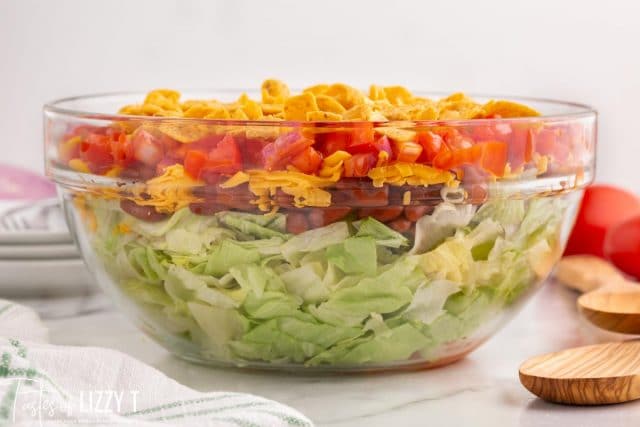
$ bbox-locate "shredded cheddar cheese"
[129,165,198,213]
[222,167,343,210]
[368,163,458,188]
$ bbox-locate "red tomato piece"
[417,131,446,163]
[184,150,208,179]
[80,134,113,173]
[373,135,393,157]
[507,125,533,169]
[478,141,508,176]
[565,185,640,257]
[132,130,164,167]
[604,215,640,279]
[317,131,348,156]
[262,132,314,170]
[433,141,507,176]
[241,137,270,169]
[394,141,423,163]
[436,127,474,151]
[350,122,375,145]
[534,127,570,163]
[290,146,323,174]
[110,134,135,168]
[205,134,243,174]
[346,141,377,154]
[317,124,374,156]
[471,125,495,141]
[343,153,377,177]
[189,134,225,152]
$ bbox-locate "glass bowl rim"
[44,89,597,127]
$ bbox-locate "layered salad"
[53,80,586,368]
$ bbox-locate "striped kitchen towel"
[0,300,313,426]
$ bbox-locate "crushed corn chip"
[316,95,347,114]
[375,127,417,142]
[342,104,372,121]
[284,93,319,121]
[118,80,540,127]
[303,84,329,95]
[325,83,364,109]
[383,86,413,105]
[306,111,343,121]
[261,104,284,114]
[478,100,540,118]
[231,109,249,120]
[158,123,210,143]
[369,85,387,101]
[261,79,290,104]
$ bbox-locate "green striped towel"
[0,300,313,426]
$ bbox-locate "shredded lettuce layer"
[89,196,566,367]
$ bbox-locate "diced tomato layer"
[416,131,446,163]
[435,127,474,151]
[344,153,377,177]
[394,141,423,163]
[184,150,208,179]
[79,134,114,174]
[262,132,314,170]
[535,126,572,163]
[317,123,374,156]
[434,141,508,177]
[132,130,164,167]
[508,125,534,169]
[183,134,243,182]
[317,131,348,156]
[372,136,393,157]
[290,146,323,174]
[204,134,243,175]
[110,134,135,167]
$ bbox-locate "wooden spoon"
[519,256,640,405]
[519,341,640,405]
[555,255,640,334]
[578,281,640,334]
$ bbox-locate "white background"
[1,0,639,190]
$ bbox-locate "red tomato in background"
[604,215,640,279]
[565,185,640,257]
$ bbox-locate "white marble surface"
[41,282,640,427]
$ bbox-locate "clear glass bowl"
[44,90,596,371]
